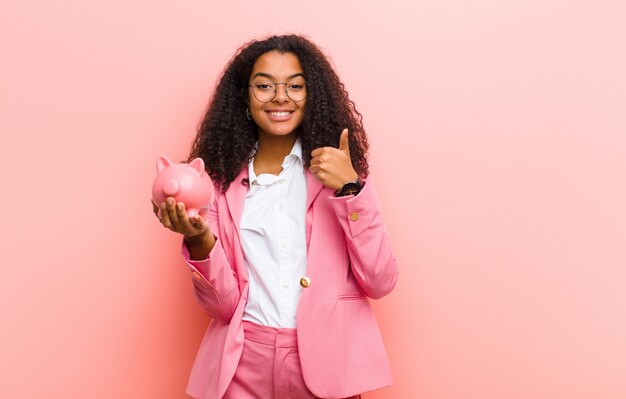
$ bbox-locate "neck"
[255,131,298,163]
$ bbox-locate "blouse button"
[299,276,311,288]
[350,212,359,221]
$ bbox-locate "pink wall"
[1,1,625,398]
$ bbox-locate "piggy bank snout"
[163,179,181,197]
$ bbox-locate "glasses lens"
[286,78,307,102]
[252,80,276,102]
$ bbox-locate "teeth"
[270,111,291,116]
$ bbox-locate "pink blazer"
[181,166,398,399]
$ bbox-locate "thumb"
[338,128,350,154]
[192,215,209,232]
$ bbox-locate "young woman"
[152,34,398,399]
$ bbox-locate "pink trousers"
[223,320,362,399]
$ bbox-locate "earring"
[246,107,252,120]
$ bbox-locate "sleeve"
[180,192,241,322]
[328,177,399,299]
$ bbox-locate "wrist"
[184,230,213,246]
[332,170,358,190]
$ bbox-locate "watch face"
[342,182,361,194]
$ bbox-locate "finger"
[309,164,321,174]
[160,201,174,230]
[338,128,349,154]
[310,155,324,166]
[166,197,180,227]
[152,199,159,216]
[309,167,325,180]
[176,202,196,232]
[311,147,330,158]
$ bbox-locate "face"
[247,51,307,138]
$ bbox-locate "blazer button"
[300,276,311,288]
[350,212,359,221]
[192,271,203,280]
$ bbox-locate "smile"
[265,110,295,121]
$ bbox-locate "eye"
[289,79,307,90]
[253,81,274,91]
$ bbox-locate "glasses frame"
[248,79,309,103]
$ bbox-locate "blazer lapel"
[305,170,324,250]
[224,167,249,244]
[305,169,324,211]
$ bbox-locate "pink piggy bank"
[152,155,214,220]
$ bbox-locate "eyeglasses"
[248,78,309,103]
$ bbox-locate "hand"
[152,197,211,240]
[309,128,358,190]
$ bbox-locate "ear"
[156,155,173,173]
[189,157,205,175]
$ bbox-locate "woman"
[153,34,398,399]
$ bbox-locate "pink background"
[1,1,625,398]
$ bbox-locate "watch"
[334,177,364,197]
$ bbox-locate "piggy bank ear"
[189,157,206,175]
[156,156,173,173]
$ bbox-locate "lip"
[265,110,295,122]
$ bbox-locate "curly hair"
[186,34,369,192]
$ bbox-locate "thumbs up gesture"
[310,128,358,190]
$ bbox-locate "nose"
[272,83,290,103]
[163,179,180,196]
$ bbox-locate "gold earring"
[246,107,252,120]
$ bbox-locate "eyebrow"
[251,72,305,80]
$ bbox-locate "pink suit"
[182,167,399,399]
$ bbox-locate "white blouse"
[239,137,308,328]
